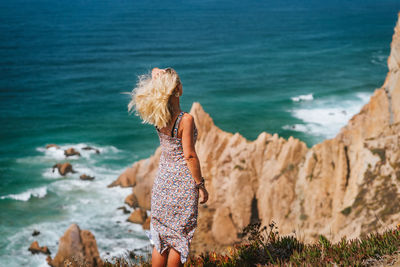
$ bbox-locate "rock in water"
[82,146,100,154]
[117,206,131,214]
[32,229,40,236]
[142,217,151,230]
[47,224,103,267]
[124,193,139,208]
[127,208,148,224]
[80,174,95,181]
[64,148,81,157]
[46,144,60,149]
[28,241,50,255]
[52,162,76,176]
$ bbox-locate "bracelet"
[195,177,205,189]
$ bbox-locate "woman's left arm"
[181,114,203,185]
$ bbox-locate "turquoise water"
[1,0,399,265]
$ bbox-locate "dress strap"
[172,111,184,138]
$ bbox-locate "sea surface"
[1,0,399,265]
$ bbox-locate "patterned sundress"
[150,110,199,264]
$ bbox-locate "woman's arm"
[181,114,203,184]
[181,113,209,204]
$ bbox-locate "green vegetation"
[370,148,386,163]
[341,206,352,216]
[234,165,244,171]
[102,221,400,266]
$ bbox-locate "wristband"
[195,177,205,189]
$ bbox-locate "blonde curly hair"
[127,67,181,129]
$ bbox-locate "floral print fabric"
[150,111,199,264]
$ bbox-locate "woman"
[128,67,209,267]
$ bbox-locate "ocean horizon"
[1,0,400,265]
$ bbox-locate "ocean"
[1,0,399,265]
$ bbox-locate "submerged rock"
[82,146,100,154]
[80,174,95,181]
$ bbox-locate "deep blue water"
[1,0,399,265]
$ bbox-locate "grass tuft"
[104,222,400,266]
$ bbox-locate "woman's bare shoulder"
[180,112,195,131]
[181,112,194,124]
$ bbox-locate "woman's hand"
[199,187,209,204]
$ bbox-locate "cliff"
[109,12,400,256]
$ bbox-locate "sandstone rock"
[124,193,139,208]
[52,162,77,176]
[47,224,103,267]
[108,167,137,187]
[28,241,50,255]
[127,208,147,224]
[107,149,161,189]
[142,217,151,230]
[211,206,240,245]
[109,12,400,256]
[64,148,81,157]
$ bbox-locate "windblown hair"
[127,68,181,129]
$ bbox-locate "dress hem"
[150,220,189,264]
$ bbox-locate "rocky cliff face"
[109,12,400,255]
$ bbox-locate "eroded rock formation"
[47,224,103,267]
[28,241,50,255]
[109,12,400,255]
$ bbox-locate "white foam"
[291,93,313,102]
[0,186,47,201]
[1,142,149,266]
[34,143,121,161]
[284,91,372,139]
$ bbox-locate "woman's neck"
[169,97,181,116]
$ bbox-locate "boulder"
[107,167,137,188]
[80,174,95,181]
[64,148,81,157]
[142,217,151,230]
[47,224,103,267]
[32,229,40,236]
[127,208,147,224]
[28,241,50,255]
[124,193,139,208]
[52,162,77,176]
